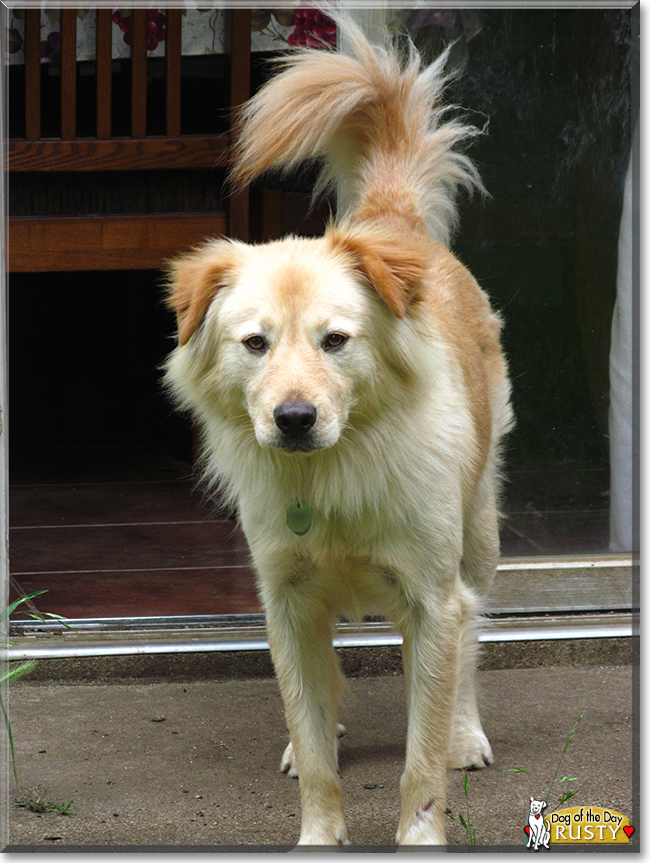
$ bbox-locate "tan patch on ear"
[328,220,430,317]
[165,240,237,346]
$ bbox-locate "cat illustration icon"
[526,797,551,850]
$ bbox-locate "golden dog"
[165,18,513,846]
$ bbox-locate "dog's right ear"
[165,240,238,346]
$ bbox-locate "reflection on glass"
[391,7,634,557]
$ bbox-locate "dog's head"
[529,798,547,817]
[165,223,429,454]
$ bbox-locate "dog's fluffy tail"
[232,15,484,245]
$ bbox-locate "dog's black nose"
[273,400,317,437]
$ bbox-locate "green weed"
[1,591,69,784]
[509,714,583,846]
[16,786,73,815]
[446,714,583,847]
[508,714,582,807]
[446,769,476,847]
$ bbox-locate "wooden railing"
[8,8,251,271]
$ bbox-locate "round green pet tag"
[285,501,313,535]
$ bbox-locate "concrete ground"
[4,658,637,851]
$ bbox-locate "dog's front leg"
[260,566,348,846]
[394,578,466,846]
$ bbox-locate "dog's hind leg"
[448,484,500,770]
[461,474,501,597]
[260,568,348,846]
[446,581,494,769]
[393,575,464,846]
[281,723,347,778]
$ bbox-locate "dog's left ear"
[166,240,238,346]
[328,223,430,318]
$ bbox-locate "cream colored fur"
[165,16,513,847]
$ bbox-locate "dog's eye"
[243,335,267,353]
[323,332,348,351]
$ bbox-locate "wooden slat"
[60,9,77,140]
[8,213,227,272]
[226,9,251,242]
[96,9,113,139]
[5,135,228,171]
[24,9,41,141]
[7,136,229,172]
[228,8,251,110]
[165,8,182,138]
[130,8,148,138]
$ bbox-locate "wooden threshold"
[488,553,637,615]
[7,135,229,172]
[8,213,226,272]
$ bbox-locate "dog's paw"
[280,724,347,778]
[280,739,299,777]
[447,725,494,770]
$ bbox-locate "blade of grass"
[1,591,65,786]
[546,715,582,805]
[22,611,72,630]
[0,592,48,625]
[3,592,72,630]
[463,771,476,847]
[0,661,36,784]
[558,789,580,805]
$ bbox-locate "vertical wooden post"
[130,8,147,138]
[96,8,113,139]
[165,8,182,138]
[24,9,41,141]
[226,8,251,241]
[60,9,77,139]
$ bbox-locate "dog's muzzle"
[273,399,318,451]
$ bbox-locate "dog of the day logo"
[525,800,634,848]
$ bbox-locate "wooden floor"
[9,446,611,621]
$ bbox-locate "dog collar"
[285,501,312,535]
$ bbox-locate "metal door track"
[5,611,637,661]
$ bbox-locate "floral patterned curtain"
[5,5,337,64]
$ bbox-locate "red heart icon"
[623,825,634,838]
[524,826,530,836]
